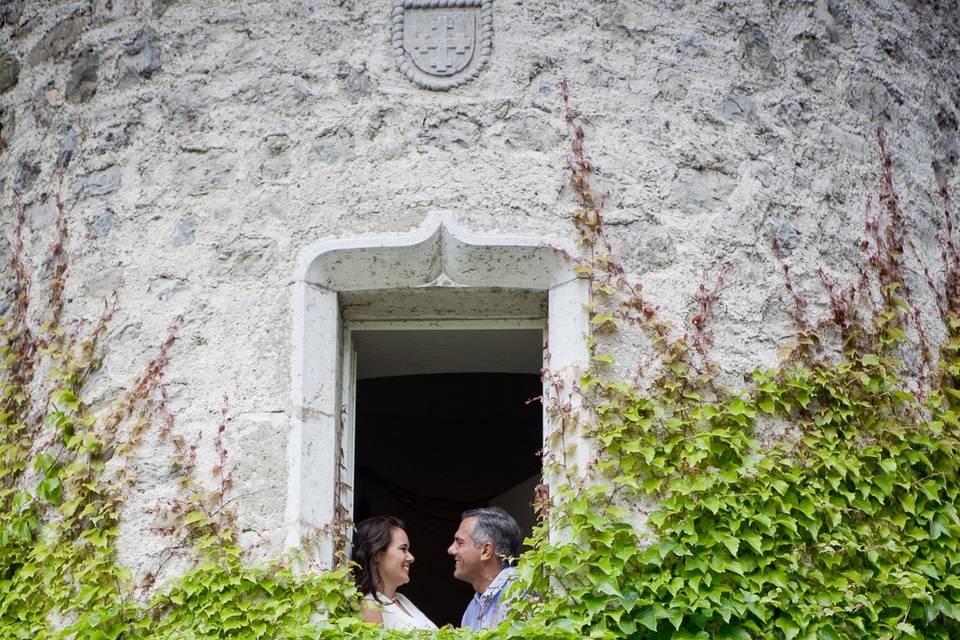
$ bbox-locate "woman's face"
[375,527,415,592]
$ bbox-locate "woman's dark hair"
[351,515,405,600]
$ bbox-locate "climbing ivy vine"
[1,86,958,639]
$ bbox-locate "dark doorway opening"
[352,329,542,627]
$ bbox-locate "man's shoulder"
[493,567,518,588]
[484,567,518,603]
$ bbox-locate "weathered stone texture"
[64,48,99,103]
[117,30,161,88]
[87,207,114,238]
[27,13,87,64]
[0,0,957,587]
[0,49,21,94]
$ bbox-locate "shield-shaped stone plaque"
[392,0,493,91]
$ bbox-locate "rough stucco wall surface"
[0,0,958,588]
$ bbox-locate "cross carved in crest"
[412,14,473,74]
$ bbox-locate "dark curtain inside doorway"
[353,372,542,627]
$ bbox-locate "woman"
[351,515,438,630]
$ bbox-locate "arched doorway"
[286,213,589,580]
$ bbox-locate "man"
[447,507,522,630]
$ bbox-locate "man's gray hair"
[463,507,522,568]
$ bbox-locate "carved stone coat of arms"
[392,0,493,90]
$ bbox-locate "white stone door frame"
[286,212,589,563]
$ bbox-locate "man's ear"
[479,541,495,562]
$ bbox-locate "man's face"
[447,516,483,583]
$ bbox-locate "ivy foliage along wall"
[2,92,959,639]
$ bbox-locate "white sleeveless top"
[363,592,438,631]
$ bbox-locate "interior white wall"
[353,326,543,379]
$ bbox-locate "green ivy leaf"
[775,616,801,640]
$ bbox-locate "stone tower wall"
[0,0,958,585]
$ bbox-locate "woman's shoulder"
[392,593,438,630]
[392,593,413,607]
